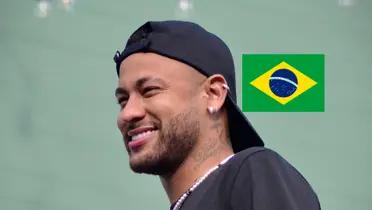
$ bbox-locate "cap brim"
[226,95,264,152]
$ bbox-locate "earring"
[222,84,230,91]
[208,106,217,114]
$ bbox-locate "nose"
[117,95,146,128]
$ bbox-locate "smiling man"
[113,21,320,210]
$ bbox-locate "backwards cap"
[114,20,264,152]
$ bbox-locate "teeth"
[131,130,155,141]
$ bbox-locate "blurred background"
[0,0,371,209]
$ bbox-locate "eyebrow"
[114,76,168,97]
[115,87,127,97]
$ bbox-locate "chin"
[129,152,180,175]
[129,160,166,175]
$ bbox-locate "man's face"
[115,53,206,175]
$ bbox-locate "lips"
[126,126,158,151]
[132,129,157,141]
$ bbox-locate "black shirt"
[170,147,320,210]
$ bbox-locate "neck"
[160,143,233,204]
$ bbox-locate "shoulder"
[228,147,321,210]
[230,146,317,194]
[229,146,304,179]
[233,146,284,162]
[181,147,320,210]
[226,146,286,171]
[231,146,273,162]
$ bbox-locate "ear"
[204,74,229,113]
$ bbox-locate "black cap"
[113,20,264,152]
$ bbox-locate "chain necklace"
[171,154,235,210]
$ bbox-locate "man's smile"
[126,126,159,151]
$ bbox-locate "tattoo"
[192,137,221,170]
[191,121,227,170]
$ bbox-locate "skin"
[115,52,234,204]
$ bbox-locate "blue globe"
[269,69,298,97]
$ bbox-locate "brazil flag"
[242,54,324,112]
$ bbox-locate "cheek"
[144,94,187,118]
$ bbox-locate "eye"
[117,97,128,109]
[142,86,160,97]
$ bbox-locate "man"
[113,20,320,210]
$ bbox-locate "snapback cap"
[113,20,264,152]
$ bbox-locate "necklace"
[171,154,235,210]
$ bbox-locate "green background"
[242,54,325,112]
[0,0,371,210]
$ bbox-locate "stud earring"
[208,107,217,114]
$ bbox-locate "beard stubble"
[129,108,200,175]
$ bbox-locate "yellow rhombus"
[250,61,317,105]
